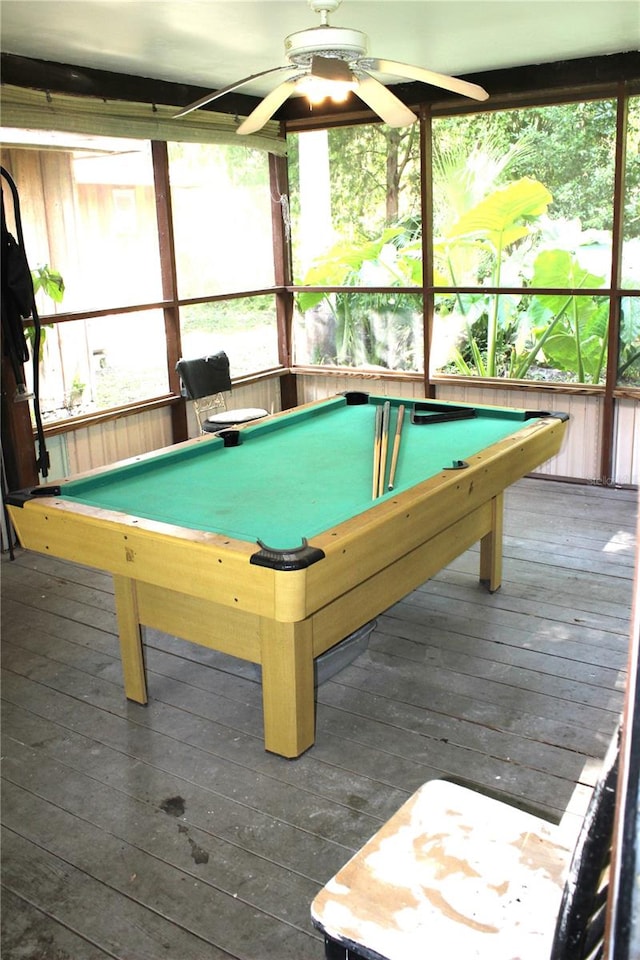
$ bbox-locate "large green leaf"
[619,297,640,379]
[541,299,609,382]
[301,228,405,284]
[621,296,640,342]
[445,178,552,253]
[296,226,416,313]
[296,288,330,313]
[531,248,605,292]
[543,332,606,382]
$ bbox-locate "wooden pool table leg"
[113,575,148,704]
[260,618,315,759]
[479,492,504,593]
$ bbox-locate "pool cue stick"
[377,401,391,497]
[372,404,383,499]
[388,404,405,490]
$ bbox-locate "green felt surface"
[61,396,533,549]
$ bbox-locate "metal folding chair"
[176,353,268,435]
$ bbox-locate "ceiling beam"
[2,50,639,127]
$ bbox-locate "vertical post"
[601,84,629,486]
[113,575,148,703]
[269,151,298,409]
[151,140,187,443]
[420,105,436,400]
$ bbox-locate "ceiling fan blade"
[236,77,299,134]
[356,73,417,127]
[368,58,489,102]
[173,65,294,119]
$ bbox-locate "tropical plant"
[295,128,620,384]
[433,100,624,235]
[513,249,608,382]
[433,170,614,383]
[435,177,552,376]
[296,226,422,369]
[619,296,640,383]
[31,263,65,303]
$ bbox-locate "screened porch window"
[1,131,168,421]
[289,123,422,371]
[429,99,617,384]
[168,141,275,298]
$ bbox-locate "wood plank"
[1,826,237,960]
[0,888,116,960]
[373,611,627,683]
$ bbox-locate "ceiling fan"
[175,0,489,133]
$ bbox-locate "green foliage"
[324,125,420,235]
[431,144,617,384]
[297,171,615,382]
[293,98,637,383]
[288,123,421,281]
[434,99,627,235]
[297,227,413,311]
[26,264,64,359]
[436,177,552,377]
[536,300,608,383]
[296,228,422,369]
[512,249,608,382]
[445,178,552,251]
[31,264,65,302]
[619,297,640,383]
[432,134,535,230]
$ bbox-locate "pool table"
[7,393,568,758]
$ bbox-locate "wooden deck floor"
[1,477,636,960]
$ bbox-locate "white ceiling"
[1,0,639,101]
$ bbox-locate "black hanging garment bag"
[1,164,50,481]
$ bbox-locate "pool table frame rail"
[6,402,568,759]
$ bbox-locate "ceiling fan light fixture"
[303,54,357,102]
[297,73,358,105]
